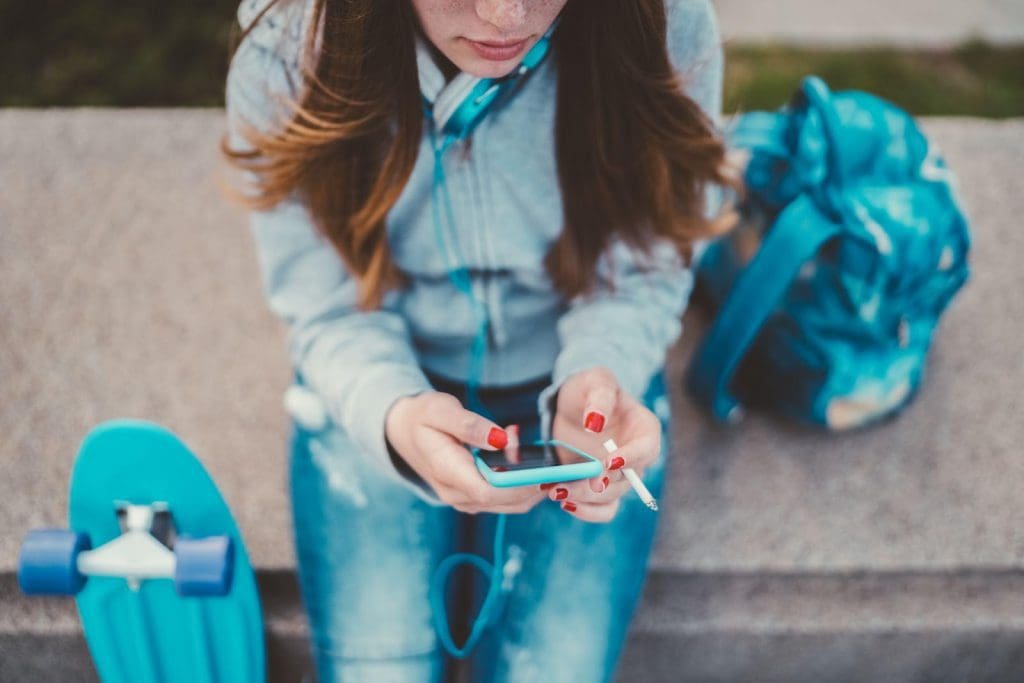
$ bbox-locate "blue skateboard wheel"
[18,529,91,596]
[174,535,235,597]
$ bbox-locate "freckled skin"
[410,0,568,79]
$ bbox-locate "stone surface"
[0,109,296,574]
[713,0,1024,47]
[3,111,1022,574]
[1,110,1023,681]
[656,118,1024,574]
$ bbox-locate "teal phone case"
[472,439,604,488]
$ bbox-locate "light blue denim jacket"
[225,0,725,502]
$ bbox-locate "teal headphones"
[420,17,561,141]
[418,17,561,659]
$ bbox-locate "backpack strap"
[687,76,848,422]
[687,194,842,422]
[725,111,792,158]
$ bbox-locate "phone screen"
[476,441,592,472]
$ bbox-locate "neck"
[415,25,460,84]
[428,42,460,83]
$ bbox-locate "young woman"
[223,0,738,680]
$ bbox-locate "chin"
[457,57,519,80]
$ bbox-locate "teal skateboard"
[18,419,266,682]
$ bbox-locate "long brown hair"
[221,0,741,309]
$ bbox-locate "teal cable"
[428,512,508,658]
[427,122,490,417]
[424,106,507,659]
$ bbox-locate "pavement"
[713,0,1024,47]
[2,109,1023,681]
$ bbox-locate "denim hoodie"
[226,0,725,502]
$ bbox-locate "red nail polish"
[602,476,610,487]
[584,411,605,433]
[563,501,578,513]
[608,456,625,471]
[540,482,556,490]
[487,427,508,449]
[554,487,569,500]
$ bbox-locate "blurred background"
[2,0,1021,116]
[2,1,1023,682]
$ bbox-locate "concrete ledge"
[2,110,1023,680]
[6,568,1024,682]
[0,572,313,683]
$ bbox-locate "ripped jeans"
[288,370,670,683]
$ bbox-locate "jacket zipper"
[476,126,508,350]
[461,131,502,353]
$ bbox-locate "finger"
[549,476,630,504]
[439,467,546,512]
[557,498,621,524]
[440,482,547,515]
[439,477,547,514]
[586,471,607,494]
[601,434,660,473]
[505,423,520,464]
[581,374,619,435]
[487,491,549,514]
[429,438,547,510]
[425,394,509,450]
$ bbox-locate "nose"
[475,0,528,33]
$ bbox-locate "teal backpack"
[687,76,971,430]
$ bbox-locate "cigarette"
[602,438,658,511]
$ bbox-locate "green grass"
[1,0,1022,116]
[0,0,240,107]
[724,41,1024,118]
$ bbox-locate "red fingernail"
[487,427,508,449]
[602,476,610,487]
[540,482,556,490]
[563,501,578,513]
[554,487,569,500]
[608,456,625,471]
[584,411,605,433]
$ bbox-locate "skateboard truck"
[78,502,175,592]
[18,502,235,597]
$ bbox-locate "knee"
[311,641,444,683]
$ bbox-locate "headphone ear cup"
[423,17,560,140]
[434,72,487,138]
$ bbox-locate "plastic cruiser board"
[18,419,265,682]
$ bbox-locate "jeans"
[288,370,671,683]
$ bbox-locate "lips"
[466,37,529,61]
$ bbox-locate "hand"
[385,392,547,514]
[545,367,662,523]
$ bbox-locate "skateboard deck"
[19,419,265,682]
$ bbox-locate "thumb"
[426,394,509,450]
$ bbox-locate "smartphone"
[472,439,603,488]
